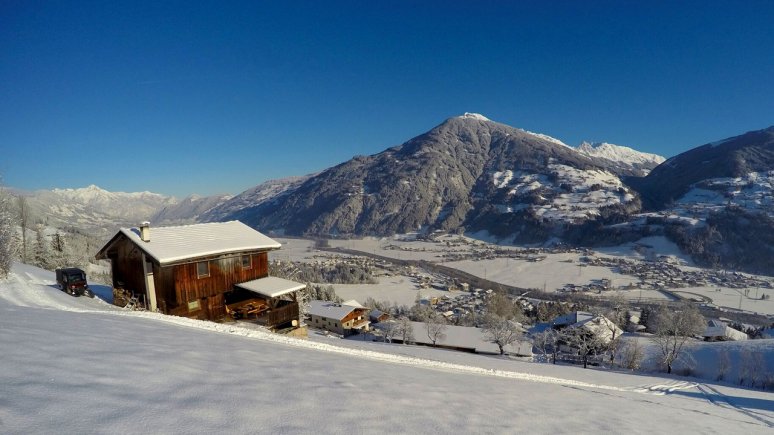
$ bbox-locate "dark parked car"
[55,268,93,297]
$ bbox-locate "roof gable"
[309,300,365,321]
[97,221,281,265]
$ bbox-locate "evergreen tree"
[33,225,49,269]
[0,188,17,278]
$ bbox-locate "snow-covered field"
[2,263,773,434]
[332,275,449,307]
[313,236,774,315]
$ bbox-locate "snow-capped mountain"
[626,126,774,275]
[575,142,666,176]
[634,126,774,210]
[227,113,641,241]
[16,185,228,233]
[150,193,232,225]
[200,175,312,223]
[48,184,175,222]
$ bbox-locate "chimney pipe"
[140,221,151,242]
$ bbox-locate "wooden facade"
[97,232,297,328]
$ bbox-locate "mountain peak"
[457,112,491,121]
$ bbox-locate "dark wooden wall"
[108,234,147,301]
[160,252,269,320]
[171,252,268,301]
[104,235,271,321]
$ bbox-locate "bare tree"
[716,348,731,381]
[482,315,523,355]
[424,312,447,347]
[648,303,705,374]
[617,339,644,370]
[561,326,607,369]
[397,316,415,345]
[532,329,558,364]
[593,292,628,366]
[739,349,766,388]
[486,289,525,321]
[377,320,400,343]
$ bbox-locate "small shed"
[369,309,390,323]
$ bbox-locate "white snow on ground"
[321,236,774,314]
[333,275,448,307]
[445,253,639,291]
[2,262,774,434]
[597,235,696,265]
[491,163,634,223]
[674,171,774,217]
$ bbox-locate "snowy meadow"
[1,263,773,434]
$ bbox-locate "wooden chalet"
[95,220,303,329]
[308,300,370,336]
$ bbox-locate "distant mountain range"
[13,115,773,273]
[11,185,228,235]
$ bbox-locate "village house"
[369,309,390,324]
[551,311,595,329]
[95,221,304,330]
[308,300,370,336]
[703,319,748,341]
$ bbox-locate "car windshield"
[67,272,85,281]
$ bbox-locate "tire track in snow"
[631,380,699,395]
[697,384,774,428]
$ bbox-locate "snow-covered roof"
[703,319,748,341]
[375,321,532,356]
[309,300,366,321]
[101,221,281,265]
[340,299,365,308]
[552,311,593,328]
[566,315,623,343]
[236,277,305,299]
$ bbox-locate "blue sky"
[2,1,773,197]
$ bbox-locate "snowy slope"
[1,263,773,434]
[675,170,774,217]
[575,141,666,176]
[200,175,311,222]
[490,162,637,223]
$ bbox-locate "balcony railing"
[256,301,299,329]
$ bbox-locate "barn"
[95,220,303,329]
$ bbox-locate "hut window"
[196,261,210,278]
[188,299,200,311]
[241,255,252,269]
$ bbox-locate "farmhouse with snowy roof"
[308,300,370,336]
[702,319,748,341]
[95,221,304,329]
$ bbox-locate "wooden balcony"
[256,301,299,330]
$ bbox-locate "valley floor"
[275,236,774,316]
[1,263,773,434]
